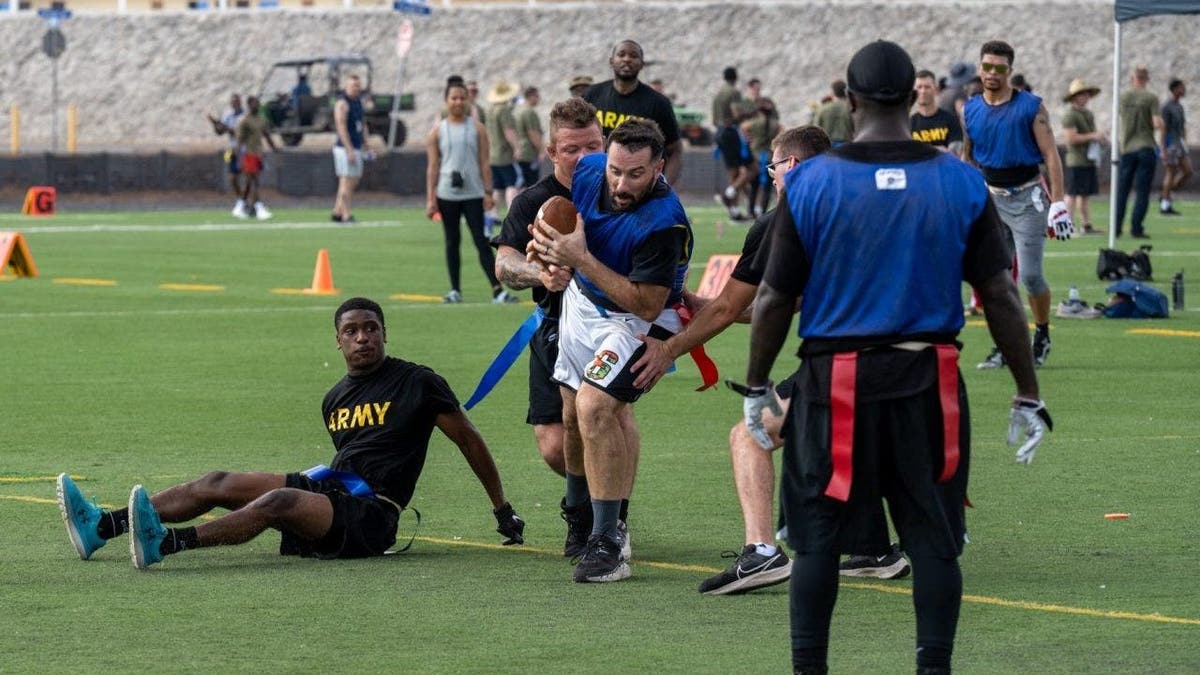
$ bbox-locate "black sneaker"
[698,544,792,596]
[330,213,343,223]
[839,544,911,579]
[1160,207,1181,216]
[560,498,592,558]
[1032,331,1051,368]
[572,533,630,583]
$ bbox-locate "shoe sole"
[839,559,911,580]
[56,473,92,561]
[128,485,156,571]
[702,560,793,596]
[574,561,632,583]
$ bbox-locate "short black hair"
[1169,78,1185,93]
[606,118,665,161]
[723,66,738,83]
[831,80,847,98]
[334,297,384,328]
[444,79,468,100]
[980,40,1015,65]
[611,39,643,59]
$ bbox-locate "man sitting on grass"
[56,297,525,569]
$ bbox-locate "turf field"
[1,201,1198,673]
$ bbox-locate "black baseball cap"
[846,40,915,104]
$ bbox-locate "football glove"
[1046,200,1074,241]
[728,379,782,450]
[493,502,525,545]
[1007,397,1054,465]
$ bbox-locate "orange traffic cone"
[303,248,339,295]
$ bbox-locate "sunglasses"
[980,63,1010,75]
[766,156,794,179]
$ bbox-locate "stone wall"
[0,1,1197,151]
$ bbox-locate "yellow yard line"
[53,277,118,286]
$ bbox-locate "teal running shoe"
[128,485,166,570]
[56,473,106,560]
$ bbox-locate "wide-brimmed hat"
[1063,78,1101,102]
[487,80,519,104]
[569,75,594,90]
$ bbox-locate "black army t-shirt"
[584,80,681,147]
[910,108,963,148]
[323,356,459,506]
[493,173,572,317]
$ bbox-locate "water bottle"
[1068,285,1081,304]
[1172,271,1185,310]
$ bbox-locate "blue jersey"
[963,89,1043,170]
[571,153,692,309]
[784,146,989,338]
[337,93,365,150]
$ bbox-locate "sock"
[255,201,266,209]
[564,472,589,508]
[753,542,778,556]
[618,498,629,522]
[724,185,737,200]
[96,508,129,540]
[159,527,200,556]
[235,199,245,208]
[1035,323,1049,337]
[1162,198,1171,210]
[590,499,621,539]
[492,286,504,298]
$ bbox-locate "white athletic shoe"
[254,203,272,220]
[232,201,248,219]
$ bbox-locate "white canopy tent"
[1109,1,1200,247]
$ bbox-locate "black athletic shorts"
[775,371,800,400]
[1065,165,1099,197]
[527,317,563,425]
[716,125,751,170]
[279,473,400,559]
[779,376,970,559]
[517,161,540,188]
[491,164,520,191]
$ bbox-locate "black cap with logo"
[846,40,916,104]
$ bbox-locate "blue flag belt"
[302,464,375,498]
[464,306,545,410]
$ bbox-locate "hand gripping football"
[530,195,577,266]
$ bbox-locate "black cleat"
[560,498,592,558]
[1032,331,1051,368]
[839,543,911,579]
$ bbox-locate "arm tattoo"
[496,248,543,290]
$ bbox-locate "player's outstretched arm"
[435,409,525,544]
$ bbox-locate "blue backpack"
[1103,279,1170,318]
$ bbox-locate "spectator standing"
[332,75,371,224]
[206,94,245,217]
[485,80,522,218]
[234,96,278,220]
[1115,66,1162,238]
[911,69,963,153]
[425,81,516,305]
[1061,78,1106,234]
[713,66,754,221]
[1160,78,1191,215]
[584,40,684,185]
[514,86,545,189]
[813,80,854,144]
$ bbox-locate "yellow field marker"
[390,293,444,303]
[1127,328,1200,338]
[53,277,118,286]
[0,475,85,484]
[159,283,224,292]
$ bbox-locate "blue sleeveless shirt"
[963,89,1043,169]
[336,93,365,150]
[571,153,692,309]
[784,148,989,338]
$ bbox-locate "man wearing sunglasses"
[962,40,1072,371]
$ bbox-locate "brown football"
[537,195,577,234]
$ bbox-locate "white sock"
[255,201,266,209]
[753,542,778,556]
[1162,198,1171,210]
[235,199,245,208]
[724,186,737,200]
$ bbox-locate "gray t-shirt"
[436,119,486,201]
[1162,99,1186,147]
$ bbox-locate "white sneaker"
[254,203,272,220]
[442,289,462,304]
[616,520,632,561]
[232,201,248,219]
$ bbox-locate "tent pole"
[1109,19,1122,249]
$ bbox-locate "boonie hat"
[846,40,915,104]
[1063,78,1101,102]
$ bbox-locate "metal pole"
[52,59,59,153]
[387,56,406,149]
[1108,20,1121,249]
[11,106,20,156]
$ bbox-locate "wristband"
[725,379,772,397]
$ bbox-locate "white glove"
[1046,201,1074,241]
[1007,397,1054,465]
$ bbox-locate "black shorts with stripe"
[279,473,400,559]
[527,317,563,425]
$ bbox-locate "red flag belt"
[824,345,961,502]
[674,303,719,391]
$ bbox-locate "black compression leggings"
[437,197,500,293]
[789,552,961,673]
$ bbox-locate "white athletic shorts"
[553,280,681,403]
[333,146,364,179]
